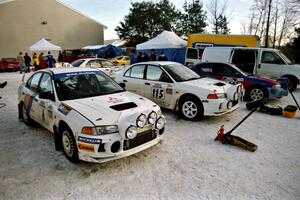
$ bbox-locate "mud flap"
[54,127,62,151]
[223,134,258,152]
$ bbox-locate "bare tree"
[207,0,230,34]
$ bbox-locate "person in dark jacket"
[157,51,168,61]
[150,49,157,61]
[57,51,64,62]
[24,52,31,72]
[46,51,55,68]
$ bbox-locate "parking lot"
[0,72,300,200]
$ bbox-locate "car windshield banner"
[52,71,104,79]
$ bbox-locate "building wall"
[0,0,105,58]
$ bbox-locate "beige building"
[0,0,106,58]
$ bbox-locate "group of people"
[17,51,64,73]
[130,49,168,64]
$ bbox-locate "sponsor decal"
[237,78,244,82]
[48,110,53,119]
[77,143,95,153]
[153,83,162,88]
[166,88,173,95]
[78,136,102,144]
[107,96,124,104]
[52,71,103,79]
[24,93,37,114]
[58,103,71,115]
[39,100,46,108]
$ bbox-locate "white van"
[201,47,300,91]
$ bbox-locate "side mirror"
[119,82,126,89]
[39,91,55,101]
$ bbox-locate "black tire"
[61,126,79,162]
[286,76,298,92]
[178,95,204,121]
[21,103,33,126]
[247,86,268,101]
[259,104,283,115]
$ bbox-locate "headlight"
[148,111,158,125]
[136,114,147,128]
[126,126,137,139]
[155,117,165,130]
[272,83,281,88]
[82,125,118,135]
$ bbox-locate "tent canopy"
[28,38,61,51]
[136,30,187,50]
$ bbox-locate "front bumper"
[76,125,164,163]
[203,98,240,116]
[268,87,288,99]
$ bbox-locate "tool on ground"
[289,90,300,111]
[215,98,267,152]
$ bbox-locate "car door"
[37,73,55,129]
[24,72,43,121]
[258,51,285,78]
[143,65,175,107]
[121,64,146,97]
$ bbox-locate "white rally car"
[116,61,244,120]
[18,68,165,163]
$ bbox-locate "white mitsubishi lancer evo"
[116,61,244,120]
[18,68,165,163]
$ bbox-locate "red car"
[0,58,20,72]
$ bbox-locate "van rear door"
[230,49,257,75]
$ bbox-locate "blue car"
[192,62,288,101]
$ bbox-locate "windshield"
[53,71,124,101]
[71,59,85,67]
[115,56,122,60]
[162,63,200,82]
[278,51,293,64]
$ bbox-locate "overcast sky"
[60,0,252,40]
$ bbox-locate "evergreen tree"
[115,0,179,46]
[217,14,230,34]
[176,0,207,36]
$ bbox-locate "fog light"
[227,101,233,109]
[148,111,158,125]
[136,114,147,128]
[126,126,137,139]
[155,117,165,130]
[111,141,121,153]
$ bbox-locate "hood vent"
[110,102,137,111]
[214,82,226,86]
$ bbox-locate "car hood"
[63,91,158,127]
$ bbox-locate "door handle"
[144,82,150,85]
[123,80,127,82]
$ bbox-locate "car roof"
[133,61,179,66]
[76,58,109,61]
[38,67,99,75]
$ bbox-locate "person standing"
[150,49,157,61]
[24,52,31,73]
[32,52,39,71]
[58,51,64,63]
[129,49,137,65]
[17,52,25,73]
[157,51,168,61]
[46,51,55,68]
[38,52,44,69]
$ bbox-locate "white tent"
[136,30,187,50]
[28,38,61,51]
[111,39,126,47]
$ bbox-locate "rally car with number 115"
[116,61,244,121]
[18,68,165,163]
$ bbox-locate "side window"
[39,73,53,93]
[194,64,212,75]
[28,73,42,92]
[129,65,145,79]
[146,65,163,81]
[124,68,131,77]
[261,51,285,64]
[87,60,101,68]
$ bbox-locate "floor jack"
[215,99,267,152]
[289,90,300,111]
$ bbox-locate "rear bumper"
[268,88,288,99]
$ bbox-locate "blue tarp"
[96,45,122,58]
[137,48,186,64]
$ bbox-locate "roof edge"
[56,0,107,29]
[0,0,14,5]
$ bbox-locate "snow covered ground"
[0,72,299,200]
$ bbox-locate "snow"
[0,72,300,200]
